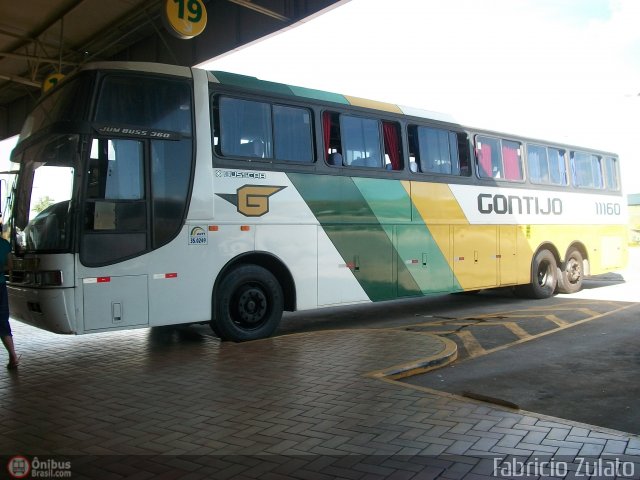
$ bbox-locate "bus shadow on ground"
[581,272,625,289]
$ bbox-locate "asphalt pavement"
[404,279,640,435]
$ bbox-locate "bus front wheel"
[515,249,558,299]
[556,248,584,294]
[212,265,283,342]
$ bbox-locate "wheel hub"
[537,261,551,286]
[237,287,267,325]
[566,259,582,283]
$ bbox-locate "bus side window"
[502,140,523,181]
[527,144,548,184]
[548,148,568,185]
[457,133,471,176]
[604,156,620,191]
[476,136,501,179]
[407,126,420,173]
[273,105,313,163]
[408,126,469,176]
[382,121,403,171]
[529,145,568,186]
[323,111,342,165]
[592,155,604,189]
[218,97,273,159]
[419,126,452,174]
[341,115,383,168]
[571,151,604,189]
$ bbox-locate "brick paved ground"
[1,321,639,479]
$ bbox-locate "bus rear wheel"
[515,249,558,299]
[211,265,283,342]
[556,248,584,294]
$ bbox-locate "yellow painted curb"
[366,334,458,380]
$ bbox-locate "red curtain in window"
[383,122,401,170]
[478,143,492,177]
[322,111,332,160]
[502,145,521,180]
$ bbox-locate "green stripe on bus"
[353,178,461,295]
[289,173,423,300]
[212,71,294,96]
[212,71,350,105]
[399,202,462,294]
[288,86,350,104]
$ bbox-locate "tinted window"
[383,122,403,171]
[501,140,523,181]
[85,139,146,231]
[476,136,502,179]
[273,105,313,162]
[571,151,603,189]
[20,74,93,140]
[219,97,272,158]
[527,144,567,185]
[410,126,460,175]
[603,156,620,191]
[151,140,193,246]
[527,144,548,184]
[81,138,147,266]
[95,76,192,135]
[216,97,313,163]
[477,136,522,181]
[341,115,382,168]
[87,139,143,201]
[548,148,568,185]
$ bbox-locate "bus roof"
[207,69,458,125]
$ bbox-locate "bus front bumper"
[7,285,76,334]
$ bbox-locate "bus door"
[79,137,151,332]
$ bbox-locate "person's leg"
[0,283,18,368]
[1,334,19,368]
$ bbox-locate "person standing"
[0,235,19,369]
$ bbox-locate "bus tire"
[556,248,584,294]
[515,249,558,299]
[212,265,283,342]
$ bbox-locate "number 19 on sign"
[163,0,208,39]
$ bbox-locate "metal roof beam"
[0,52,78,66]
[227,0,290,22]
[0,73,41,88]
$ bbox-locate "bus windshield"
[13,134,77,253]
[18,74,92,142]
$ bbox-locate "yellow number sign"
[163,0,208,39]
[42,73,65,93]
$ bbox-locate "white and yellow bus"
[6,62,627,341]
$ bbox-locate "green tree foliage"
[33,196,55,214]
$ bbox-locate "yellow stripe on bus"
[406,182,469,224]
[344,95,404,114]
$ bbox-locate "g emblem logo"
[237,185,285,217]
[217,185,286,217]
